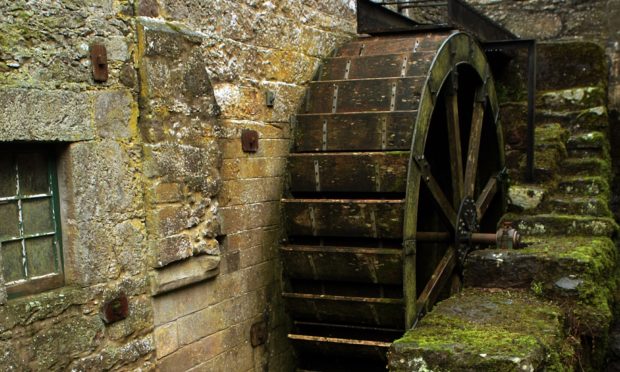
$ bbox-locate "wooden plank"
[288,152,408,193]
[294,112,414,152]
[416,246,457,316]
[318,58,348,81]
[293,321,403,342]
[319,52,436,82]
[445,83,464,207]
[475,176,498,222]
[283,293,404,328]
[335,33,449,57]
[304,82,335,114]
[283,199,404,239]
[304,77,424,114]
[464,89,486,198]
[281,245,402,284]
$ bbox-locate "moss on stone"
[390,289,573,371]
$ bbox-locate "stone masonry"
[1,0,619,371]
[0,0,355,370]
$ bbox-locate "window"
[0,147,63,297]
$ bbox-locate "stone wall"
[0,1,155,370]
[0,0,355,371]
[145,1,356,370]
[468,0,620,110]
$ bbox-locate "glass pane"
[0,155,17,198]
[22,198,54,235]
[18,153,50,195]
[26,236,56,277]
[0,202,20,240]
[2,240,25,282]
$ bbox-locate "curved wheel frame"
[403,32,506,328]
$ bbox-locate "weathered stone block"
[219,177,283,206]
[149,205,190,237]
[155,322,179,359]
[219,202,281,235]
[150,255,220,295]
[152,182,183,204]
[153,279,214,325]
[150,234,193,268]
[219,119,292,140]
[176,306,225,347]
[157,329,226,371]
[28,315,103,370]
[213,82,305,122]
[92,89,136,139]
[67,219,136,285]
[143,142,221,195]
[68,140,144,222]
[68,335,154,371]
[221,157,287,180]
[389,289,571,371]
[0,89,94,142]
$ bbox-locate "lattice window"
[0,147,63,297]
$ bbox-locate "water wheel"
[281,31,505,371]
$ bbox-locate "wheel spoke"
[415,246,457,315]
[417,163,457,230]
[445,77,464,207]
[475,176,498,222]
[464,87,486,198]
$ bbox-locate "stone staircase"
[388,42,618,371]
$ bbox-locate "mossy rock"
[567,131,608,150]
[536,106,609,133]
[535,123,569,147]
[389,288,573,371]
[557,176,610,197]
[537,86,607,112]
[465,237,616,310]
[536,42,607,91]
[542,195,611,217]
[561,157,612,180]
[505,213,618,237]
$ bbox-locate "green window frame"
[0,146,64,297]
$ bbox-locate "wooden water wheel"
[281,31,506,371]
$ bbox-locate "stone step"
[566,131,608,151]
[504,213,618,237]
[536,106,609,132]
[532,146,565,182]
[463,236,615,340]
[561,157,611,178]
[464,236,615,302]
[542,195,611,217]
[537,86,606,112]
[388,288,573,371]
[557,176,609,196]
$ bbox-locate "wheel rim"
[403,32,506,328]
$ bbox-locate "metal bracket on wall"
[90,43,108,83]
[241,129,259,153]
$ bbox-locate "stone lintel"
[150,255,220,296]
[0,88,95,142]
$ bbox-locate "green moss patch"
[389,288,573,371]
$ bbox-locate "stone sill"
[150,255,220,296]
